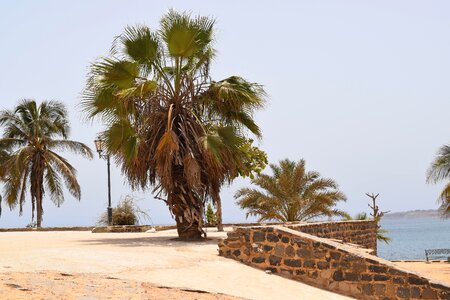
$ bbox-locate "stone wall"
[218,224,450,300]
[288,220,378,254]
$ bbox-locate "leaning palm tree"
[0,100,93,227]
[427,143,450,216]
[81,10,266,239]
[235,159,347,222]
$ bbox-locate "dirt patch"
[0,271,242,300]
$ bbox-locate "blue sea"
[377,217,450,261]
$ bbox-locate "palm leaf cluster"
[235,159,347,222]
[342,211,390,243]
[427,144,450,216]
[81,10,266,238]
[0,100,93,227]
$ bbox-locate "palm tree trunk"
[212,191,224,232]
[36,183,43,228]
[174,213,202,239]
[32,159,45,228]
[170,188,205,239]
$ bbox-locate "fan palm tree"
[0,100,93,227]
[235,159,347,222]
[427,143,450,216]
[81,10,266,239]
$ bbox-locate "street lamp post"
[94,136,112,226]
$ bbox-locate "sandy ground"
[394,261,450,284]
[0,271,240,300]
[0,228,350,300]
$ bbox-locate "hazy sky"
[0,0,449,228]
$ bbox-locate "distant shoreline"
[383,209,443,219]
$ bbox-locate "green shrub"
[205,202,217,226]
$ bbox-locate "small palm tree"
[341,211,390,243]
[0,100,93,227]
[235,159,347,222]
[81,10,266,238]
[427,144,450,216]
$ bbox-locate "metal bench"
[425,249,450,262]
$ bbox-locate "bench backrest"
[425,249,450,261]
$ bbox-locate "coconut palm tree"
[81,10,266,239]
[0,100,93,227]
[0,149,9,216]
[235,159,347,222]
[427,143,450,216]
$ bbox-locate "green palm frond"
[0,99,92,227]
[81,10,267,238]
[236,158,346,222]
[113,25,161,66]
[427,144,450,184]
[160,9,214,59]
[427,143,450,217]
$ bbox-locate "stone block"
[267,233,279,243]
[227,241,242,248]
[330,251,341,260]
[284,259,302,268]
[269,255,282,266]
[343,272,359,281]
[369,265,387,273]
[351,263,367,273]
[333,270,344,281]
[253,231,266,242]
[407,276,428,285]
[227,232,240,239]
[373,283,386,296]
[373,274,390,281]
[252,256,266,264]
[317,261,330,270]
[361,274,372,281]
[281,236,290,243]
[280,268,293,276]
[421,288,438,299]
[393,277,404,284]
[397,287,410,298]
[263,245,273,252]
[285,245,295,257]
[410,287,420,298]
[295,269,306,276]
[296,248,311,258]
[274,244,285,256]
[313,251,326,259]
[362,284,374,296]
[303,260,315,268]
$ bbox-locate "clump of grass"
[97,195,150,226]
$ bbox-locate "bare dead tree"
[366,193,390,219]
[365,193,391,243]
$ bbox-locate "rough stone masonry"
[218,221,450,300]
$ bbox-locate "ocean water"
[377,217,450,261]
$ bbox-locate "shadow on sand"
[76,235,220,248]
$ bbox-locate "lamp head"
[94,136,103,156]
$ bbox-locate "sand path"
[0,228,350,300]
[394,261,450,284]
